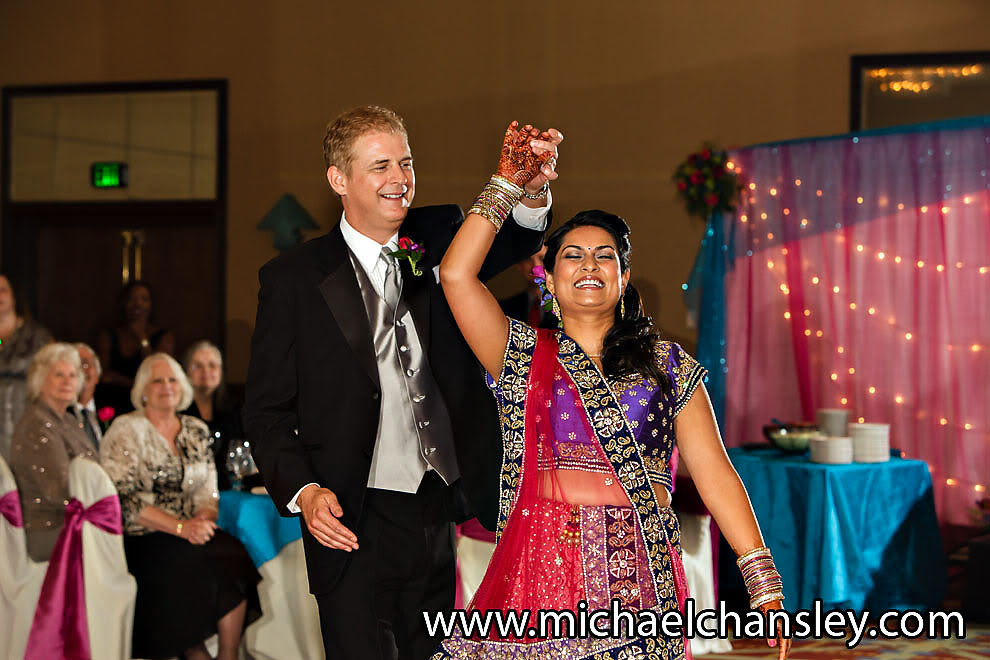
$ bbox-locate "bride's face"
[547,226,629,317]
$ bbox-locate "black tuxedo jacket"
[244,204,545,592]
[500,289,559,330]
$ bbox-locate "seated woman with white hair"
[183,340,245,491]
[9,342,99,561]
[100,353,259,660]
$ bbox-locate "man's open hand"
[297,484,359,551]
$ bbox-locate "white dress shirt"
[287,199,551,512]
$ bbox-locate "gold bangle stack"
[736,546,785,609]
[469,175,523,232]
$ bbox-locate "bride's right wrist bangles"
[469,175,523,232]
[736,546,785,609]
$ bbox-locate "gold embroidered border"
[494,319,538,539]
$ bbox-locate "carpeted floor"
[701,627,990,659]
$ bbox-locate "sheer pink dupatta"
[469,332,632,639]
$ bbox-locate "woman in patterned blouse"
[432,132,790,660]
[100,353,258,660]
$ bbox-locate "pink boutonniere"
[388,237,426,276]
[97,406,115,423]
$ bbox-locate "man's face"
[77,346,99,403]
[328,130,415,239]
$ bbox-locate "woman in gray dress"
[9,342,98,561]
[0,275,53,461]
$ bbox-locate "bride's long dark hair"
[543,210,670,390]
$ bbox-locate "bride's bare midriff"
[536,471,673,508]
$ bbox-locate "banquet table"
[218,490,324,660]
[727,447,945,613]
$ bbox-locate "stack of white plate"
[809,436,853,464]
[849,422,890,462]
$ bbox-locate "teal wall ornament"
[258,194,319,251]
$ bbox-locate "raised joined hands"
[497,121,562,192]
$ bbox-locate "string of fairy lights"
[869,64,985,94]
[720,159,990,495]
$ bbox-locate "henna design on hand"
[497,121,553,187]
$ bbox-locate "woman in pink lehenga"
[432,124,790,660]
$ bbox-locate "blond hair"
[26,343,84,401]
[322,105,407,174]
[131,353,194,413]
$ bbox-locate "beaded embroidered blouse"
[489,318,707,498]
[100,412,219,535]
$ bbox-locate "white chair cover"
[244,538,324,660]
[679,512,733,655]
[0,454,48,660]
[457,534,496,607]
[68,456,137,660]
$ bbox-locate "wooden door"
[33,220,221,356]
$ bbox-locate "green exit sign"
[91,162,128,188]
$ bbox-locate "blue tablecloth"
[218,490,302,567]
[728,448,945,612]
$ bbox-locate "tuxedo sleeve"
[244,260,318,516]
[477,206,548,282]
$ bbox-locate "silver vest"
[348,250,459,492]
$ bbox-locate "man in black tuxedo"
[244,105,560,659]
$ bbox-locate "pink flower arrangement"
[673,143,742,219]
[97,406,115,423]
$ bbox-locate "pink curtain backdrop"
[721,119,990,525]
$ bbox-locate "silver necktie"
[380,247,400,311]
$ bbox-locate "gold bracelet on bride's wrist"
[469,175,523,232]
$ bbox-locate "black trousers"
[316,471,456,660]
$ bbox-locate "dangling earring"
[551,296,562,324]
[620,295,626,319]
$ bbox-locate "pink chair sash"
[24,495,123,660]
[0,490,23,527]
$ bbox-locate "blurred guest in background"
[96,281,174,417]
[71,342,103,451]
[100,353,258,660]
[9,343,98,561]
[498,245,557,329]
[0,274,53,460]
[184,340,244,490]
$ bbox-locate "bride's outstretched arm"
[677,386,791,659]
[440,121,560,378]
